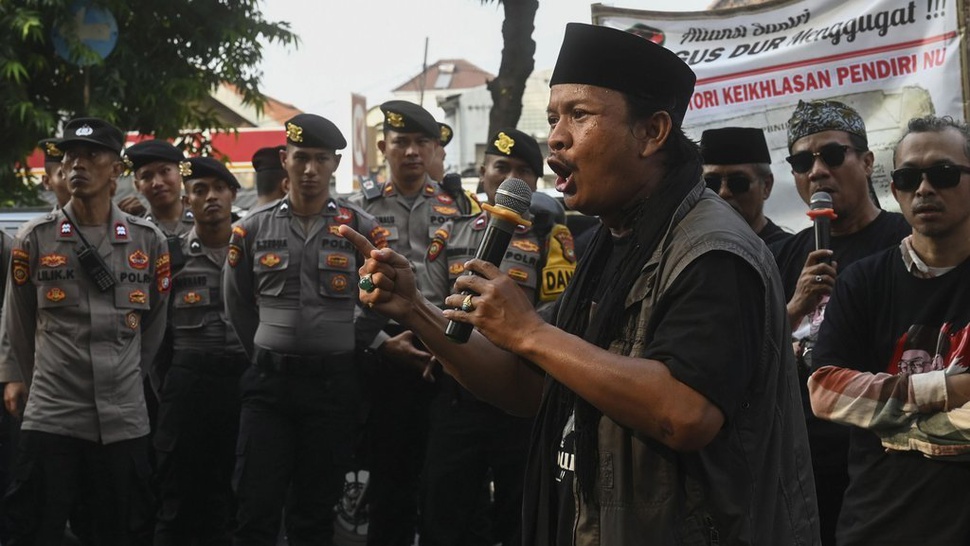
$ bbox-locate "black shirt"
[813,247,970,545]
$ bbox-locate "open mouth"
[547,158,575,193]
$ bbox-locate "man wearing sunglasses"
[700,127,791,245]
[772,99,911,546]
[806,115,970,544]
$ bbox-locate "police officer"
[153,157,247,546]
[252,146,288,206]
[120,139,195,243]
[0,117,170,546]
[418,128,575,546]
[428,122,453,183]
[346,100,474,546]
[224,113,387,546]
[39,138,72,208]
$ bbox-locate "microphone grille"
[495,178,533,216]
[810,191,833,210]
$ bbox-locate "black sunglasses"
[786,144,857,174]
[704,173,753,195]
[891,164,970,192]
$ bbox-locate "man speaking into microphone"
[772,99,911,546]
[341,23,818,546]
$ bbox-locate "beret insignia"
[286,122,303,143]
[386,111,405,128]
[179,161,192,177]
[494,132,515,155]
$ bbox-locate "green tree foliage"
[0,0,297,205]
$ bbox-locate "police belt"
[253,348,353,377]
[172,351,249,376]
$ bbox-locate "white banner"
[593,0,968,231]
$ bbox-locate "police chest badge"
[183,291,202,304]
[449,262,464,276]
[45,287,66,302]
[437,194,454,204]
[259,253,281,268]
[433,205,458,216]
[129,289,147,304]
[508,268,529,283]
[126,311,140,330]
[12,249,29,286]
[331,274,348,292]
[40,253,68,268]
[128,249,149,270]
[511,240,540,253]
[326,254,349,268]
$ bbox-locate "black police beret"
[252,146,286,172]
[438,123,454,147]
[184,157,240,189]
[484,128,544,178]
[38,138,63,164]
[701,127,771,165]
[550,23,696,126]
[285,113,346,150]
[124,139,185,172]
[58,117,125,154]
[380,100,439,139]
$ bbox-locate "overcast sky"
[257,0,711,117]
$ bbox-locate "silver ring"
[814,275,823,283]
[461,294,475,313]
[358,274,376,293]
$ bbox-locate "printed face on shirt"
[891,126,970,240]
[378,130,435,186]
[135,160,183,209]
[184,176,236,227]
[480,155,538,206]
[788,130,874,221]
[61,144,123,201]
[283,145,340,206]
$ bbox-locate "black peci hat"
[701,128,771,165]
[380,100,439,139]
[285,114,347,150]
[484,128,544,178]
[58,117,125,154]
[184,157,240,189]
[550,23,696,126]
[252,146,286,173]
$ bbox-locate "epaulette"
[361,179,384,200]
[126,214,160,230]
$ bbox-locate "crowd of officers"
[0,99,576,546]
[0,35,967,545]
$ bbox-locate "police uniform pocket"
[254,250,289,296]
[172,289,211,330]
[318,250,354,298]
[383,225,400,242]
[37,283,80,308]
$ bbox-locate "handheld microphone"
[807,191,837,264]
[444,178,533,343]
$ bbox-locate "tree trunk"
[486,0,538,139]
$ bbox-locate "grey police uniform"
[346,175,474,546]
[418,212,576,546]
[223,195,387,545]
[146,207,195,238]
[3,202,170,442]
[153,227,247,546]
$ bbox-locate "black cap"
[184,157,240,189]
[701,128,771,165]
[550,23,696,126]
[285,113,346,150]
[380,100,439,139]
[124,139,185,172]
[58,117,125,154]
[484,128,544,178]
[38,138,63,164]
[438,123,454,146]
[252,146,286,172]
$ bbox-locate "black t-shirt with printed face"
[771,210,911,468]
[813,247,970,545]
[554,249,765,544]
